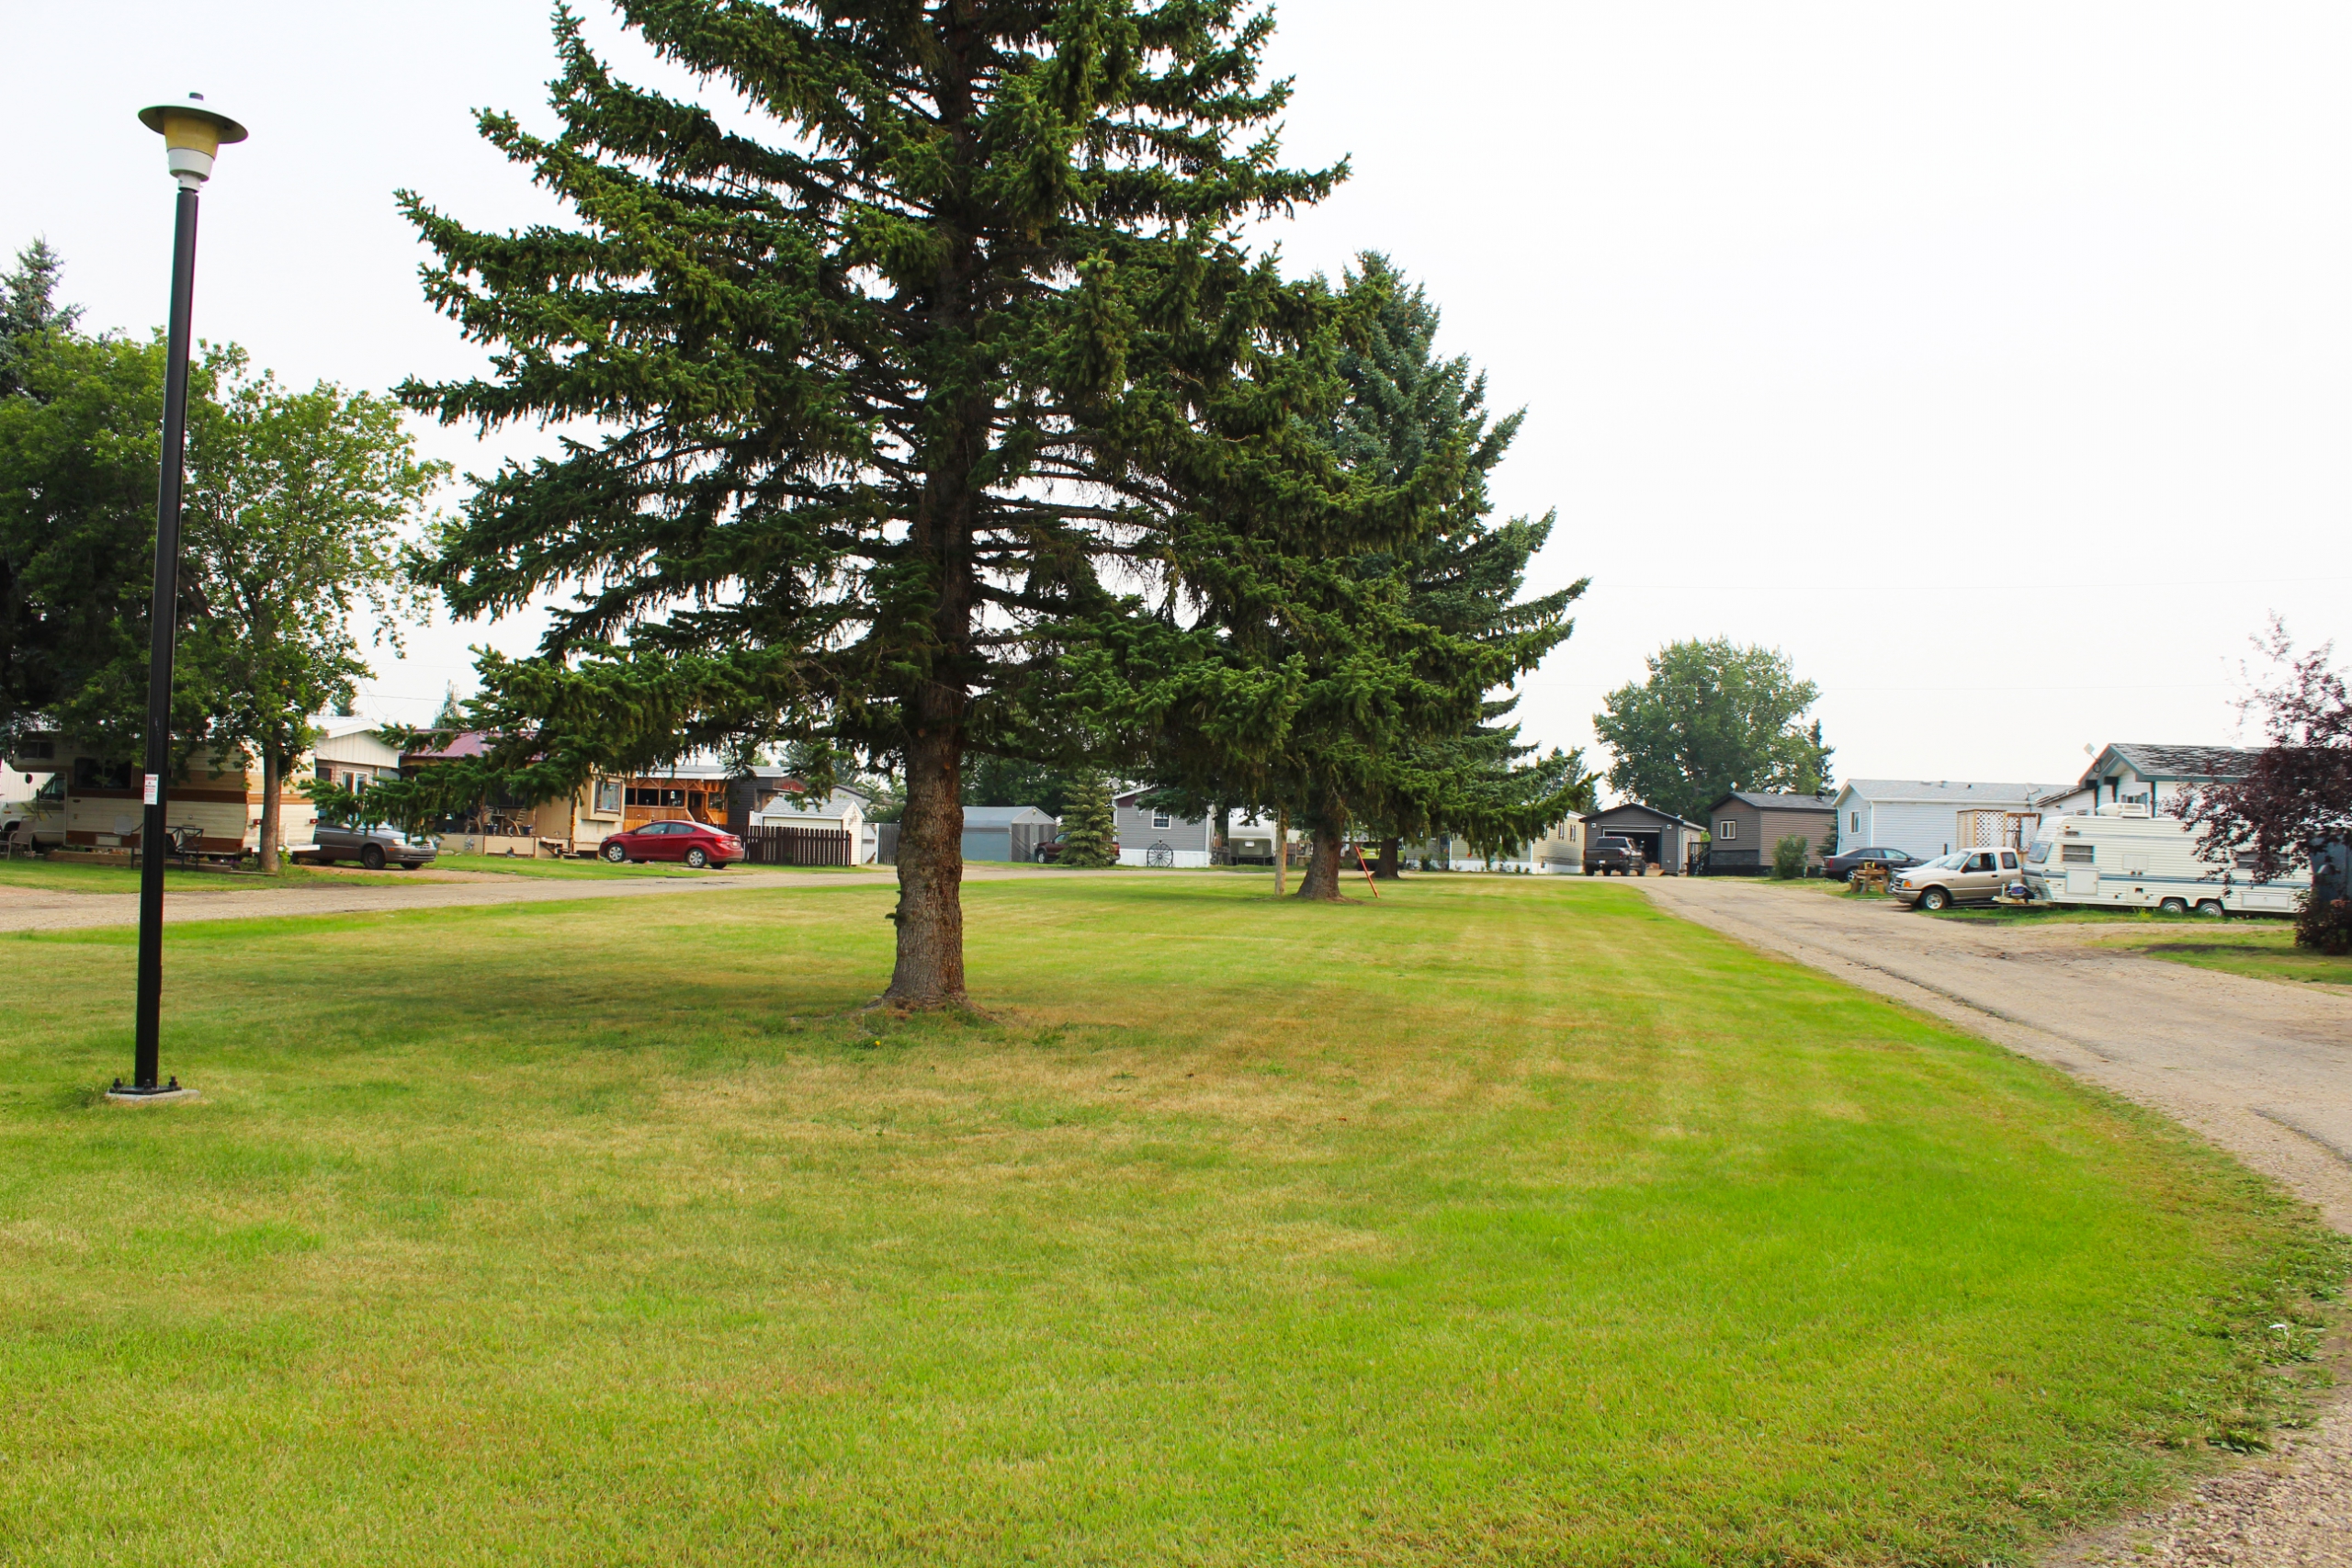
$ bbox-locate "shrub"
[2296,891,2352,954]
[1771,835,1811,879]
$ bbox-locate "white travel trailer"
[2018,805,2309,915]
[2,734,315,863]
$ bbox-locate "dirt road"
[1638,877,2352,1568]
[0,863,1086,935]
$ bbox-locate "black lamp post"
[111,94,247,1103]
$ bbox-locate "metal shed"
[960,804,1058,863]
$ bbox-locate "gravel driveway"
[1638,877,2352,1566]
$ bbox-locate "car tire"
[2159,897,2188,916]
[360,844,386,871]
[2196,899,2225,919]
[603,841,628,863]
[684,847,709,869]
[1917,886,1951,912]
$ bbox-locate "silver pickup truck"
[299,823,437,871]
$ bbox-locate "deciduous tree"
[183,362,442,869]
[1594,640,1831,823]
[2180,623,2352,953]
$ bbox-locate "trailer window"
[2060,843,2094,864]
[2025,839,2052,864]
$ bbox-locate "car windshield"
[1925,852,1970,870]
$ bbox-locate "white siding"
[1869,802,1966,861]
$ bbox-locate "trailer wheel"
[2195,899,2225,919]
[1917,886,1951,912]
[360,843,386,871]
[2158,897,2188,916]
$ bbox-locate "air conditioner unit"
[2095,802,2152,818]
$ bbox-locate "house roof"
[1710,790,1837,814]
[1834,778,2050,806]
[2091,743,2260,784]
[1590,801,1706,830]
[962,805,1056,828]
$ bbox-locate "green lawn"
[2098,924,2352,992]
[2,877,2340,1565]
[433,852,887,880]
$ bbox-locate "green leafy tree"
[399,2,1385,1004]
[183,361,443,869]
[1593,639,1832,823]
[1056,770,1116,868]
[965,755,1081,819]
[0,301,231,759]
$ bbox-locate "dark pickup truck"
[1584,835,1646,876]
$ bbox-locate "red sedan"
[599,819,744,869]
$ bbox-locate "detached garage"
[1586,802,1706,874]
[961,805,1057,863]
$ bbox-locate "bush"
[1771,835,1811,880]
[2296,890,2352,954]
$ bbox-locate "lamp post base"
[107,1077,197,1104]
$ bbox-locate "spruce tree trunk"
[1295,829,1345,900]
[1295,799,1348,900]
[887,727,967,1008]
[257,746,282,874]
[1376,836,1401,879]
[1273,807,1287,896]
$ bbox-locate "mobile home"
[2019,806,2308,914]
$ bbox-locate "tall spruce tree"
[400,4,1409,1004]
[1329,257,1587,875]
[1101,255,1578,897]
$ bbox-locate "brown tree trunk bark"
[1295,796,1349,901]
[1375,836,1401,879]
[1295,829,1345,900]
[886,726,967,1008]
[1272,807,1287,896]
[258,746,281,874]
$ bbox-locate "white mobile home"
[1831,779,2052,860]
[2020,807,2307,914]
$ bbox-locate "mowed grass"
[1,877,2341,1566]
[2098,924,2352,992]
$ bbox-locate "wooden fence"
[741,823,854,867]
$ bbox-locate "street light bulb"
[137,93,249,189]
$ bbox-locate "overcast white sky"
[6,2,2347,793]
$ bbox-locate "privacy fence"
[741,824,854,867]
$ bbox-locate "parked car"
[1824,845,1925,883]
[301,822,437,871]
[599,818,744,869]
[1891,847,2023,911]
[1584,835,1646,875]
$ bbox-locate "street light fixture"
[111,94,247,1104]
